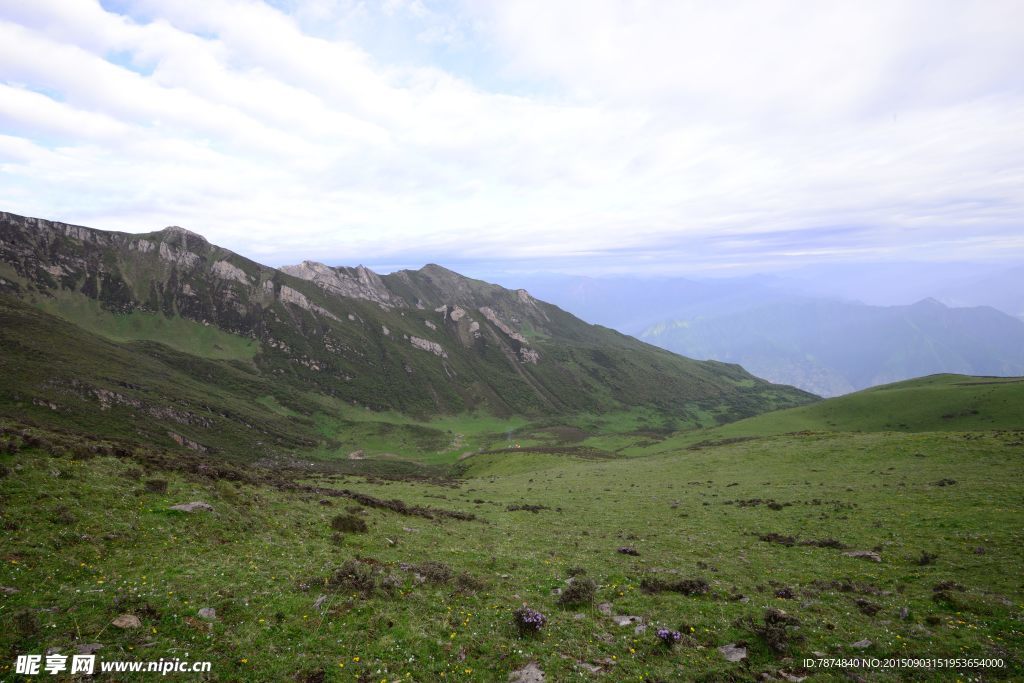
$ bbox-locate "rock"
[843,550,881,562]
[508,661,545,682]
[899,607,910,620]
[197,607,216,621]
[718,643,747,662]
[76,643,103,655]
[612,615,643,627]
[347,450,365,460]
[112,614,142,629]
[850,639,872,649]
[313,595,327,611]
[169,501,213,513]
[597,602,613,615]
[1,586,19,595]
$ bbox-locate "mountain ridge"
[0,210,815,460]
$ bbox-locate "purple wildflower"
[656,627,683,646]
[513,606,547,634]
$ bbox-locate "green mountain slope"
[0,211,815,459]
[649,373,1024,452]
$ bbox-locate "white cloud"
[0,0,1021,273]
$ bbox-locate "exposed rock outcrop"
[409,336,448,358]
[281,261,402,308]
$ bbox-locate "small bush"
[144,479,168,494]
[617,546,639,556]
[748,608,803,655]
[558,577,597,607]
[916,551,939,566]
[329,560,378,594]
[416,561,454,584]
[330,514,368,533]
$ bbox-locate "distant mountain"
[641,297,1024,397]
[934,266,1024,320]
[0,211,814,458]
[486,272,798,335]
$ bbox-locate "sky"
[0,0,1022,276]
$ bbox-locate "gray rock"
[508,661,545,682]
[169,501,214,513]
[112,614,141,629]
[76,643,104,655]
[197,607,216,621]
[843,550,881,562]
[851,639,872,649]
[597,602,613,615]
[718,643,747,662]
[0,586,19,595]
[612,615,643,627]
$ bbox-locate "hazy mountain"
[641,298,1024,397]
[0,211,814,458]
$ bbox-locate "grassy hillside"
[1,416,1021,681]
[643,374,1024,454]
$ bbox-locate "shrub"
[330,513,368,533]
[558,577,597,607]
[329,560,377,594]
[144,479,168,494]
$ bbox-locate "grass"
[34,293,259,361]
[2,407,1022,681]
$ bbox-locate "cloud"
[0,0,1022,273]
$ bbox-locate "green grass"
[35,293,259,361]
[2,415,1022,681]
[647,374,1024,454]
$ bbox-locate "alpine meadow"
[1,1,1023,682]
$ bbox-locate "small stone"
[843,550,881,562]
[899,607,910,620]
[313,595,327,611]
[197,607,216,621]
[508,660,545,682]
[612,615,643,627]
[718,643,747,662]
[597,602,613,615]
[0,586,19,595]
[76,643,103,655]
[112,614,142,629]
[169,501,213,513]
[850,639,872,649]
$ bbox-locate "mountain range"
[0,211,814,460]
[494,272,1024,397]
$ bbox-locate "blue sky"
[1,0,1022,276]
